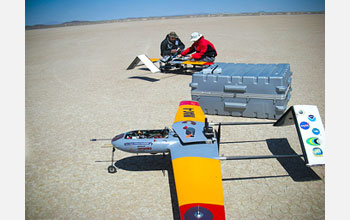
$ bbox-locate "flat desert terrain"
[26,14,325,219]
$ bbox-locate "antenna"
[216,123,221,152]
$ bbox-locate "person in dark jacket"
[179,32,217,62]
[160,32,185,57]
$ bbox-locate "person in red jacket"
[178,32,217,62]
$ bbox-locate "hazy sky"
[25,0,325,26]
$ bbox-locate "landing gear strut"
[108,147,117,174]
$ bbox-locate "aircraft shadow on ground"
[221,138,321,182]
[127,71,191,83]
[115,154,180,220]
[266,138,321,182]
[160,69,198,75]
[127,66,199,83]
[128,76,160,82]
[115,154,169,171]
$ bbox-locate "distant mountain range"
[25,11,324,30]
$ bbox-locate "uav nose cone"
[111,133,124,149]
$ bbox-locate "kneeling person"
[160,32,185,57]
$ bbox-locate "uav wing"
[169,59,214,66]
[149,58,161,62]
[173,101,206,124]
[170,101,226,219]
[181,60,214,66]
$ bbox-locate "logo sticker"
[312,128,320,135]
[313,147,323,157]
[183,108,195,118]
[184,206,213,220]
[300,122,310,130]
[308,115,316,122]
[306,137,320,146]
[125,142,152,146]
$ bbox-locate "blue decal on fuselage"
[124,142,152,146]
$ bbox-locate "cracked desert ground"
[26,14,324,219]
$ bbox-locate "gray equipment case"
[190,63,292,119]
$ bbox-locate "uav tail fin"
[274,105,325,166]
[127,54,160,73]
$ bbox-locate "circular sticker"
[313,147,323,157]
[312,128,320,135]
[184,206,213,220]
[300,121,310,130]
[308,115,316,122]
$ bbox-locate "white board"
[274,105,325,166]
[126,54,160,73]
[293,105,325,166]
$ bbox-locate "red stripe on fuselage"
[137,147,152,150]
[179,203,225,220]
[179,101,200,107]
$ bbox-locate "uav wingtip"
[179,100,200,106]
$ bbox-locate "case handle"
[224,85,247,93]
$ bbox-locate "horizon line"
[26,10,325,30]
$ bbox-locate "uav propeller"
[216,123,221,153]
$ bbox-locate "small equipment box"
[190,63,292,119]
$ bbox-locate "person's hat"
[168,32,178,38]
[190,32,203,42]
